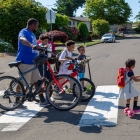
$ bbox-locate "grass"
[56,49,62,54]
[76,40,101,47]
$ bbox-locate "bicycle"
[66,58,95,102]
[0,48,82,111]
[54,53,95,102]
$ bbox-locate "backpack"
[54,50,68,73]
[117,67,130,88]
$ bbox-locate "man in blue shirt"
[16,18,49,107]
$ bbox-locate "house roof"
[69,17,90,22]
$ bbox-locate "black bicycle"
[0,48,82,111]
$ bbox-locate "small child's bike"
[124,107,140,117]
[65,58,95,102]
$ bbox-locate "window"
[73,21,75,26]
[68,21,71,26]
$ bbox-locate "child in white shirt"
[58,40,75,75]
[52,40,75,100]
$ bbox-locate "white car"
[101,33,116,43]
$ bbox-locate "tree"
[84,0,132,25]
[0,0,47,50]
[135,1,140,21]
[92,19,110,37]
[53,0,85,17]
[78,22,89,38]
[46,14,69,31]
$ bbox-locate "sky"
[36,0,140,22]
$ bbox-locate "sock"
[133,101,137,107]
[39,94,45,103]
[126,104,130,108]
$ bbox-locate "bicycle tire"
[46,74,82,111]
[0,76,25,111]
[9,79,40,103]
[79,78,95,102]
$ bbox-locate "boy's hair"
[65,40,75,47]
[125,59,136,68]
[27,18,38,27]
[77,46,84,51]
[39,34,50,40]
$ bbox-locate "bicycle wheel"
[10,79,41,103]
[0,76,25,111]
[46,74,82,111]
[79,78,95,102]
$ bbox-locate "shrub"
[92,19,110,37]
[134,27,140,32]
[46,30,68,43]
[61,26,79,41]
[134,23,140,33]
[0,42,15,53]
[0,0,47,50]
[88,31,93,41]
[78,22,90,38]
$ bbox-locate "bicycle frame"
[9,65,46,96]
[46,61,65,94]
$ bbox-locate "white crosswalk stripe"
[0,102,43,131]
[0,85,120,131]
[78,85,119,127]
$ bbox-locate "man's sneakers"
[39,100,50,107]
[133,106,140,110]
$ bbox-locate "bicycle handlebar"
[65,58,91,66]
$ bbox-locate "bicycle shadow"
[84,91,119,111]
[34,90,118,133]
[0,110,6,115]
[35,106,103,133]
[0,90,119,134]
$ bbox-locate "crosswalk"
[78,85,119,127]
[0,85,120,131]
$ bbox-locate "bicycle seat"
[8,61,22,68]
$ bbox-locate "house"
[110,22,133,32]
[68,16,133,33]
[68,17,92,31]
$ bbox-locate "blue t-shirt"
[77,54,86,73]
[16,28,38,64]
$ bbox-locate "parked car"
[101,33,115,43]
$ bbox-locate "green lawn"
[76,40,101,47]
[55,40,101,54]
[55,49,62,54]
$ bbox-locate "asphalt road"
[1,38,140,140]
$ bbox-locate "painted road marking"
[0,85,119,131]
[0,90,4,96]
[0,101,43,131]
[78,85,119,127]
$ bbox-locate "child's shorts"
[78,73,85,79]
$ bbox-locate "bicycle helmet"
[33,54,48,65]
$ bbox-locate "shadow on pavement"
[79,125,102,133]
[35,106,104,134]
[0,110,6,115]
[0,72,4,75]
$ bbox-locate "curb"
[0,53,16,57]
